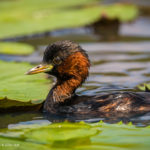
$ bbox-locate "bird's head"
[26,40,90,85]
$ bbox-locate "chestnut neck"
[43,51,90,113]
[43,76,82,112]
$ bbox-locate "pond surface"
[1,16,150,129]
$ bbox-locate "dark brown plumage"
[27,40,150,119]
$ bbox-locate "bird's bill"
[26,64,53,75]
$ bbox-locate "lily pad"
[98,4,138,22]
[137,83,150,91]
[0,122,150,150]
[24,123,98,143]
[0,0,138,39]
[0,42,34,55]
[0,61,50,112]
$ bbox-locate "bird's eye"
[53,56,62,65]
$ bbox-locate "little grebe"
[27,40,150,118]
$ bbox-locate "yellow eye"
[53,56,62,65]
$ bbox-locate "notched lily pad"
[0,42,34,55]
[0,61,50,112]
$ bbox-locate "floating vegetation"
[0,61,51,112]
[0,0,138,39]
[138,83,150,92]
[0,42,34,55]
[0,121,149,150]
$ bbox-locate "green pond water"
[1,13,150,150]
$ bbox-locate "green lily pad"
[24,123,98,143]
[0,122,150,150]
[0,42,34,55]
[0,61,50,112]
[98,4,138,22]
[137,83,150,91]
[0,0,138,39]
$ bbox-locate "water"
[1,16,150,128]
